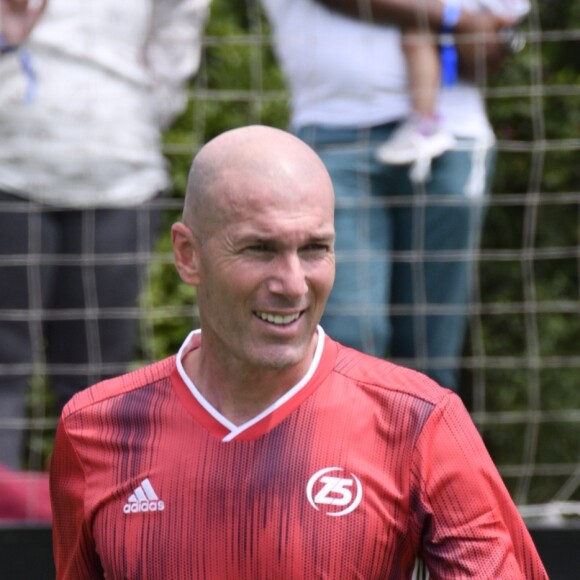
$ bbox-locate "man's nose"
[267,253,308,298]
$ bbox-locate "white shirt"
[261,0,495,141]
[0,0,210,208]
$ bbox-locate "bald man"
[50,126,546,579]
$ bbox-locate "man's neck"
[181,344,316,426]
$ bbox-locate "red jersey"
[50,330,547,579]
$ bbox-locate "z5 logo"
[306,467,363,516]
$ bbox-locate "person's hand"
[454,9,517,82]
[1,0,48,46]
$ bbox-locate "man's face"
[194,169,335,375]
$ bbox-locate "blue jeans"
[296,124,495,390]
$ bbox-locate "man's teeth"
[256,311,301,325]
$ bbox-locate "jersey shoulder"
[61,355,177,419]
[331,339,451,407]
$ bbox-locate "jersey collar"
[172,326,337,441]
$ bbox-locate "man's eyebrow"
[307,230,335,241]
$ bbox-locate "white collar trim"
[175,326,326,442]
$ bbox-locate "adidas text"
[123,477,165,515]
[123,500,165,514]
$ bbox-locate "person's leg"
[389,140,495,390]
[45,201,163,413]
[296,125,398,357]
[0,192,57,468]
[376,28,454,169]
[402,27,441,118]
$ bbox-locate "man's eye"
[302,244,330,253]
[245,244,270,253]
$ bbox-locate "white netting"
[2,0,579,526]
[162,0,580,522]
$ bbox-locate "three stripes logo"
[123,478,165,514]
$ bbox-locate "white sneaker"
[376,120,456,166]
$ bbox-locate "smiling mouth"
[254,311,303,325]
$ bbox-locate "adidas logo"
[123,478,165,514]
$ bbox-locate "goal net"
[161,0,580,523]
[4,0,580,528]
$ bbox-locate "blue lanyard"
[0,34,37,104]
[440,37,458,87]
[19,48,37,103]
[440,3,462,88]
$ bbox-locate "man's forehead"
[217,177,333,214]
[231,213,334,234]
[225,208,334,240]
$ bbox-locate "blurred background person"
[0,0,50,523]
[0,0,209,520]
[261,0,514,392]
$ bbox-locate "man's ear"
[171,222,201,286]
